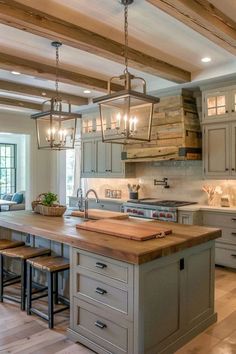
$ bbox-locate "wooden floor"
[0,266,235,354]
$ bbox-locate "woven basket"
[36,204,66,217]
[31,193,46,211]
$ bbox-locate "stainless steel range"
[123,199,197,222]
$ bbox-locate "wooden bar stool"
[27,255,70,329]
[0,239,25,282]
[0,246,50,310]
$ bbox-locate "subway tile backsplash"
[81,161,236,206]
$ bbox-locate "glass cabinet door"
[204,91,229,120]
[231,90,236,116]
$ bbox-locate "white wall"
[0,109,55,209]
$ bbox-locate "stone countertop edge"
[178,205,236,213]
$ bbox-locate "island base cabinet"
[69,241,217,354]
[69,297,133,354]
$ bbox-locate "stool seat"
[0,246,50,259]
[27,256,69,272]
[0,239,25,250]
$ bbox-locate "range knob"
[160,212,165,218]
[152,212,158,218]
[166,213,172,219]
[138,211,144,215]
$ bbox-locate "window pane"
[0,144,16,197]
[208,108,216,116]
[217,95,225,107]
[207,97,216,108]
[217,107,226,115]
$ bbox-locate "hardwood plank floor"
[0,266,235,353]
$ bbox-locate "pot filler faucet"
[84,189,100,219]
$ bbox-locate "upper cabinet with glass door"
[202,86,236,123]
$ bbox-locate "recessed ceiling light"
[201,57,211,63]
[11,71,21,75]
[41,92,47,96]
[83,89,91,94]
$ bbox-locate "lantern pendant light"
[31,41,81,150]
[93,0,159,144]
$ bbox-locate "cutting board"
[76,218,172,241]
[71,209,129,220]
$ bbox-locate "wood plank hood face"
[122,90,202,162]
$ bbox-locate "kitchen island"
[0,211,221,354]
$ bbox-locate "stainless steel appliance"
[123,199,197,222]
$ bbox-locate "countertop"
[178,204,236,213]
[0,211,221,265]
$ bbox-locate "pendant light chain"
[124,2,129,74]
[55,44,60,98]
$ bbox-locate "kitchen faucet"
[84,189,100,219]
[76,187,83,211]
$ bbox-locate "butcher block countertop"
[0,211,221,264]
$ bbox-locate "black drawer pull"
[95,287,107,295]
[231,232,236,236]
[95,320,107,329]
[95,262,107,269]
[231,254,236,258]
[232,218,236,221]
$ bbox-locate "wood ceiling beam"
[0,80,88,106]
[0,0,190,83]
[147,0,236,56]
[0,52,122,92]
[0,97,42,110]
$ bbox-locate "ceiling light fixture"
[31,42,81,150]
[83,89,91,94]
[11,71,21,75]
[201,57,211,63]
[93,0,159,144]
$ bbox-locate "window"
[0,143,16,197]
[66,149,75,204]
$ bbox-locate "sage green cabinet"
[69,242,216,354]
[81,138,135,178]
[203,122,236,178]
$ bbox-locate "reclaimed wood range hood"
[122,88,202,162]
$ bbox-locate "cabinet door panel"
[231,122,236,176]
[82,141,95,175]
[204,124,230,177]
[204,91,229,121]
[96,140,107,174]
[111,144,123,175]
[143,259,183,351]
[185,248,213,328]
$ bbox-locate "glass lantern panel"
[99,95,153,143]
[217,106,226,115]
[36,113,76,149]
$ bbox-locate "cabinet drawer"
[72,249,130,284]
[74,273,129,316]
[217,228,236,245]
[203,212,236,228]
[72,297,130,354]
[215,245,236,268]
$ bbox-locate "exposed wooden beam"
[147,0,236,56]
[0,52,122,92]
[0,0,191,83]
[0,80,88,106]
[0,97,41,110]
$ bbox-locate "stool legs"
[26,262,32,315]
[0,254,3,302]
[54,272,58,305]
[20,260,27,311]
[47,272,54,329]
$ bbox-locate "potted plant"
[32,192,66,216]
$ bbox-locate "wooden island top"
[0,211,221,264]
